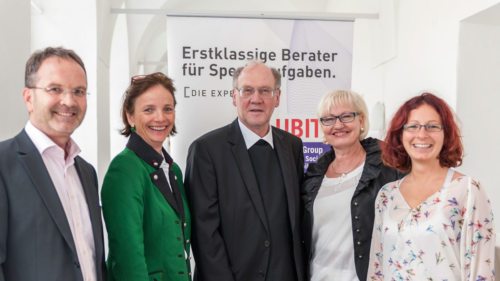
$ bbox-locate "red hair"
[381,93,463,172]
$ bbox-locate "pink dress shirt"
[25,121,97,281]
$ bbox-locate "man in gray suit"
[0,47,106,281]
[185,61,305,281]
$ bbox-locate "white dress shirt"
[25,121,97,281]
[238,119,274,149]
[159,159,172,192]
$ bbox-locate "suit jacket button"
[153,174,158,180]
[358,255,363,259]
[264,240,270,247]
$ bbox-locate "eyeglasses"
[236,87,277,99]
[403,123,444,133]
[131,72,168,84]
[320,112,359,126]
[28,86,88,97]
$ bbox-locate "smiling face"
[23,57,87,148]
[127,84,175,153]
[402,103,444,166]
[321,103,364,150]
[232,63,280,137]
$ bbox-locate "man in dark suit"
[185,61,305,281]
[0,47,106,281]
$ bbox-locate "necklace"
[328,152,366,179]
[332,165,362,178]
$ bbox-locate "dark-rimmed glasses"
[403,123,443,133]
[28,86,88,97]
[320,112,359,126]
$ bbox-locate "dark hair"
[120,72,177,137]
[25,46,86,87]
[381,92,463,172]
[232,60,281,88]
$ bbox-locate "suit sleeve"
[293,136,306,280]
[184,140,235,281]
[295,137,305,184]
[84,161,107,281]
[0,174,6,281]
[101,157,149,281]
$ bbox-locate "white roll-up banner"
[167,16,353,170]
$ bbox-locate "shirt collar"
[237,119,274,149]
[24,121,81,159]
[126,131,172,169]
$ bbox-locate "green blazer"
[102,133,191,281]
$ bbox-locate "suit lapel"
[272,128,297,231]
[150,169,183,217]
[74,157,104,273]
[228,120,269,230]
[168,170,185,219]
[15,131,78,256]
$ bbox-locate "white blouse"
[367,169,496,281]
[311,164,364,281]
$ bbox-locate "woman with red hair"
[367,93,495,280]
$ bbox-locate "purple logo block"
[303,142,331,170]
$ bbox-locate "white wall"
[109,11,131,159]
[0,0,30,141]
[30,0,98,166]
[457,8,500,248]
[96,0,119,184]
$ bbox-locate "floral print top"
[367,169,496,281]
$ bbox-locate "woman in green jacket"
[102,72,191,281]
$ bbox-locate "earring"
[361,127,365,132]
[131,125,136,132]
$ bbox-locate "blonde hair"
[317,90,370,140]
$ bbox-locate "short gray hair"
[317,90,370,140]
[232,60,281,89]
